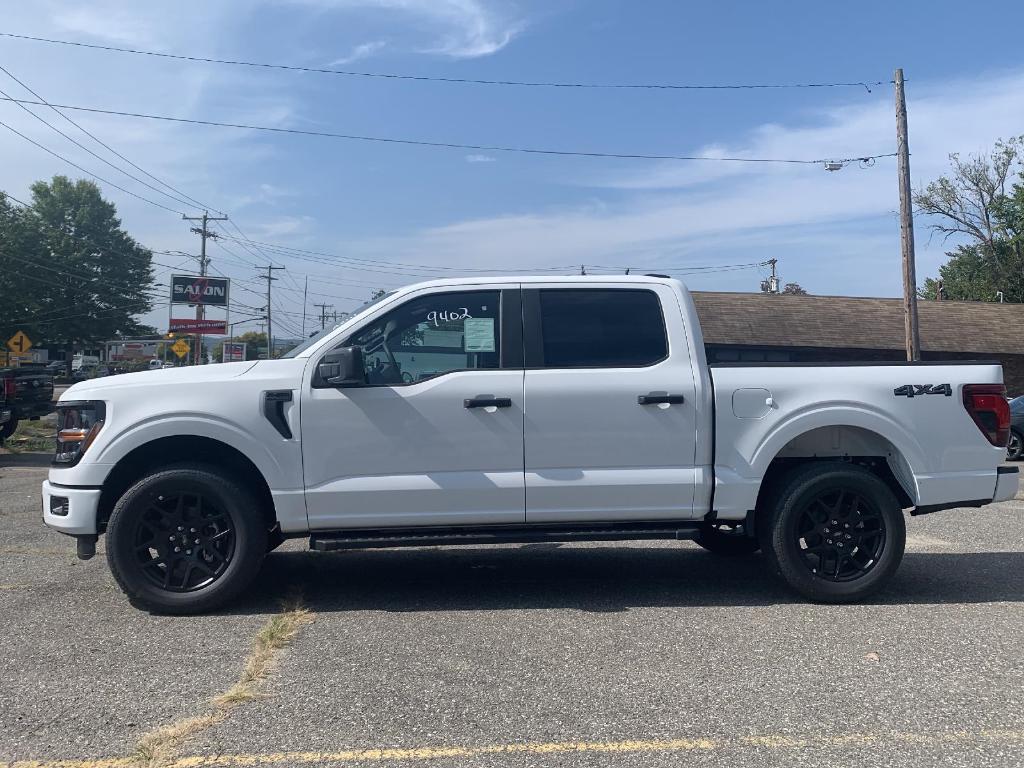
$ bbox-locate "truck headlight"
[54,401,106,466]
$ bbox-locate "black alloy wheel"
[758,462,905,603]
[106,464,267,614]
[793,489,885,582]
[134,491,236,592]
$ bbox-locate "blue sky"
[3,0,1024,339]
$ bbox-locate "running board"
[310,521,703,551]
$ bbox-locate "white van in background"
[70,354,100,373]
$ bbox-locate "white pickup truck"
[43,276,1018,613]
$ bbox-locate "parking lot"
[2,457,1024,768]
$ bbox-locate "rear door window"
[536,289,667,368]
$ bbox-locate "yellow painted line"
[0,547,72,556]
[5,729,1024,768]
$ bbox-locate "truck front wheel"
[759,463,905,603]
[105,464,268,614]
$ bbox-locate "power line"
[0,75,202,213]
[215,232,577,273]
[0,117,186,214]
[0,32,887,93]
[0,96,898,167]
[0,64,225,215]
[2,189,194,273]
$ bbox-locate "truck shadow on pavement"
[229,546,1024,615]
[0,452,51,467]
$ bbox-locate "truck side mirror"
[318,346,366,387]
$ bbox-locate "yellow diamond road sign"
[6,330,32,355]
[171,339,190,358]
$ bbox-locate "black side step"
[310,521,702,551]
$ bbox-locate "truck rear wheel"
[759,462,905,603]
[105,464,267,614]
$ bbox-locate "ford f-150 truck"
[42,276,1019,613]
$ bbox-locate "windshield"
[1011,395,1024,413]
[281,291,396,358]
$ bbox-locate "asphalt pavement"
[2,459,1023,767]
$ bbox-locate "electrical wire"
[0,78,202,213]
[0,32,887,93]
[0,96,898,167]
[0,117,186,214]
[0,64,226,215]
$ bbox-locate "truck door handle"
[464,397,512,409]
[638,393,685,405]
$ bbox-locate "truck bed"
[708,361,1009,520]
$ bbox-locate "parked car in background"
[0,364,54,440]
[71,354,100,373]
[1008,396,1024,460]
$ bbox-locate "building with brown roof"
[691,291,1024,395]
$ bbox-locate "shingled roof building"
[691,292,1024,395]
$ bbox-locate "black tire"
[1008,430,1023,461]
[106,463,268,614]
[758,462,905,603]
[695,523,760,556]
[0,417,19,441]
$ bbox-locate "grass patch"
[131,599,313,767]
[214,602,313,706]
[4,418,55,453]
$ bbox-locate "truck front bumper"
[42,480,101,536]
[994,466,1020,503]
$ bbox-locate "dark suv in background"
[0,364,54,440]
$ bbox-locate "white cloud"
[331,68,1024,297]
[465,153,496,163]
[284,0,524,58]
[256,215,316,238]
[51,6,157,45]
[328,40,387,66]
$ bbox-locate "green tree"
[781,282,808,295]
[916,138,1024,301]
[0,177,155,353]
[0,194,46,339]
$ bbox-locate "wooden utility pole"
[183,211,228,364]
[259,265,285,359]
[895,68,920,361]
[301,275,309,337]
[313,302,332,330]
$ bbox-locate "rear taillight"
[963,384,1009,447]
[2,377,13,398]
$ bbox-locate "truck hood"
[60,360,261,402]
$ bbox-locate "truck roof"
[399,274,685,289]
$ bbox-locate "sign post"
[169,275,230,364]
[170,338,190,361]
[222,341,247,363]
[6,330,32,355]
